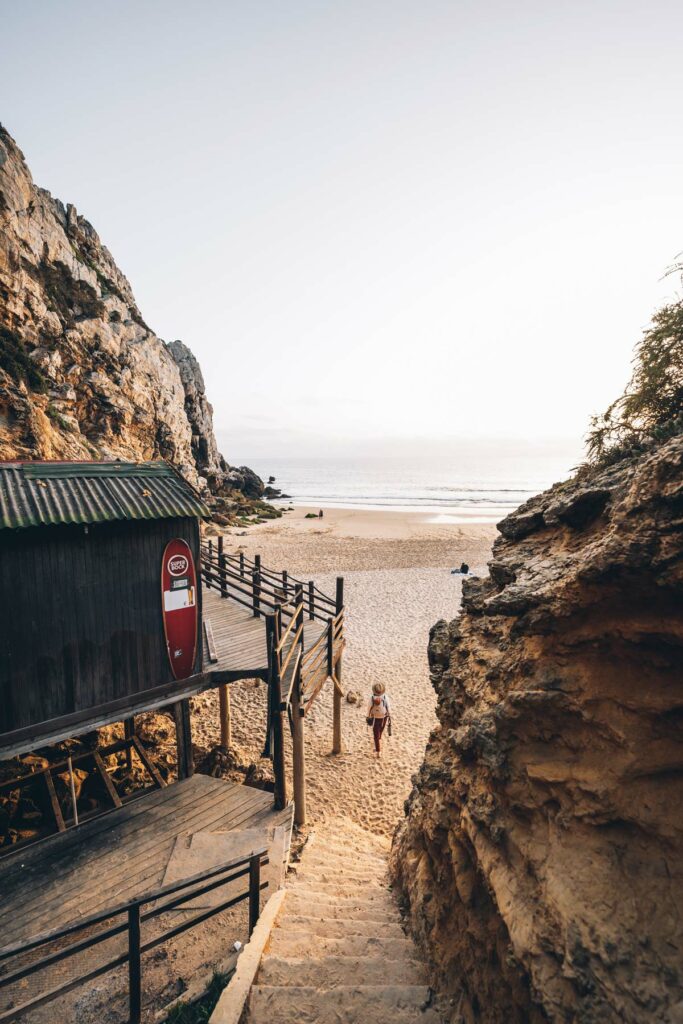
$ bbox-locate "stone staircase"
[244,818,442,1024]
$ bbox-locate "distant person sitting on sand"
[366,682,391,759]
[319,509,324,518]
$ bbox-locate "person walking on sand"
[367,682,391,759]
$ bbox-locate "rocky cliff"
[392,434,683,1023]
[0,125,268,516]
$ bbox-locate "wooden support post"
[207,539,213,588]
[308,580,315,620]
[218,536,227,599]
[173,699,194,780]
[239,551,245,579]
[67,755,79,826]
[93,750,122,808]
[332,577,344,755]
[266,616,287,811]
[132,736,167,788]
[219,683,231,749]
[249,855,261,936]
[124,716,135,771]
[253,554,261,618]
[295,582,304,647]
[291,663,306,826]
[128,904,142,1024]
[44,770,66,832]
[282,569,288,600]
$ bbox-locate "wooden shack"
[0,460,208,759]
[0,460,347,1022]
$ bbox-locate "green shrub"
[0,327,47,393]
[587,260,683,463]
[165,970,231,1023]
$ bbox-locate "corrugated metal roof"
[0,460,210,530]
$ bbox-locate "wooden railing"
[200,539,345,827]
[0,848,268,1023]
[202,539,337,624]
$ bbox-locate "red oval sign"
[161,538,198,680]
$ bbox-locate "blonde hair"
[372,682,385,695]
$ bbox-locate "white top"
[367,693,391,718]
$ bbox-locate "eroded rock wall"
[0,125,264,505]
[392,435,683,1024]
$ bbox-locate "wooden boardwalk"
[201,585,327,682]
[0,775,292,949]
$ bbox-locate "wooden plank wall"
[0,516,201,738]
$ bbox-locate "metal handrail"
[0,848,268,1023]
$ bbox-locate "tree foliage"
[586,260,683,463]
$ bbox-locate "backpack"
[370,694,388,718]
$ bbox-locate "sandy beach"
[194,507,498,837]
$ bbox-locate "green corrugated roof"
[0,460,210,530]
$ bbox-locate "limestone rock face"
[0,125,262,501]
[392,435,683,1024]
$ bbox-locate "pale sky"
[3,1,683,458]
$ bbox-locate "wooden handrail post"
[249,855,261,936]
[295,583,304,647]
[128,904,142,1024]
[239,551,245,579]
[332,577,344,755]
[282,569,288,600]
[252,567,261,618]
[218,536,227,599]
[327,617,334,677]
[292,661,306,826]
[266,616,287,810]
[206,539,213,589]
[308,580,315,621]
[275,605,283,664]
[336,577,344,615]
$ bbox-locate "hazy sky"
[3,1,682,458]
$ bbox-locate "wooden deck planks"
[6,784,271,936]
[201,586,327,680]
[0,776,288,948]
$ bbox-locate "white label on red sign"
[168,555,189,577]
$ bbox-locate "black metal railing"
[0,848,268,1023]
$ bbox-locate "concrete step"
[290,866,388,889]
[267,931,415,959]
[248,985,439,1024]
[289,876,392,898]
[308,836,389,861]
[275,914,405,939]
[283,891,397,922]
[258,954,429,988]
[301,846,388,869]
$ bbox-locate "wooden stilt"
[219,683,232,749]
[124,717,135,771]
[266,615,287,811]
[332,577,344,755]
[173,699,194,780]
[291,668,306,826]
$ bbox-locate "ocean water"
[239,450,578,524]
